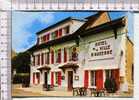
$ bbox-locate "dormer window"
[63,25,70,35]
[37,38,40,45]
[51,32,56,40]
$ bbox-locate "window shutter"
[59,29,62,37]
[55,30,59,38]
[64,48,67,62]
[37,38,39,44]
[51,72,54,86]
[84,70,89,88]
[58,71,62,86]
[112,69,120,90]
[96,70,103,90]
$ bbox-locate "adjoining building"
[28,12,133,93]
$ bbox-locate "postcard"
[11,11,134,98]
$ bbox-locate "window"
[55,49,61,63]
[63,25,70,35]
[36,72,40,84]
[51,32,56,40]
[41,53,44,65]
[55,50,58,63]
[43,35,46,42]
[105,70,112,79]
[90,71,96,86]
[45,52,49,64]
[55,72,59,85]
[64,48,67,62]
[37,38,40,44]
[69,47,73,61]
[69,46,78,61]
[32,56,35,66]
[37,54,40,65]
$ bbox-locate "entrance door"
[44,72,48,85]
[96,70,103,90]
[68,71,73,91]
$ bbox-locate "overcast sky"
[12,11,133,53]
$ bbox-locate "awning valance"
[59,63,79,73]
[37,66,51,72]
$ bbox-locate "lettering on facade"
[89,38,114,60]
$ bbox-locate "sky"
[12,11,133,53]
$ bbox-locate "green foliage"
[13,74,30,84]
[12,52,30,73]
[104,78,117,93]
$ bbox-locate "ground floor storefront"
[30,67,121,93]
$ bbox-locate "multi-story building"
[28,12,133,93]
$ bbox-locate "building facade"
[28,12,133,93]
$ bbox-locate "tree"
[12,51,30,73]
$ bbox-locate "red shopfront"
[84,69,120,90]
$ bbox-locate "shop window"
[90,71,96,86]
[105,70,112,79]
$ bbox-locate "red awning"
[59,63,79,69]
[37,66,51,71]
[59,63,79,73]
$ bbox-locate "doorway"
[68,71,73,91]
[44,72,48,85]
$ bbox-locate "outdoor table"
[88,86,105,97]
[73,87,87,96]
[88,86,97,96]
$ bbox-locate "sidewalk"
[12,84,133,97]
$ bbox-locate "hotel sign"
[89,38,114,60]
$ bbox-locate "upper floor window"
[51,32,56,40]
[45,52,49,64]
[32,55,35,66]
[63,26,70,35]
[55,49,61,63]
[69,46,78,61]
[37,38,40,45]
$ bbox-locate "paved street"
[12,84,72,97]
[12,84,133,97]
